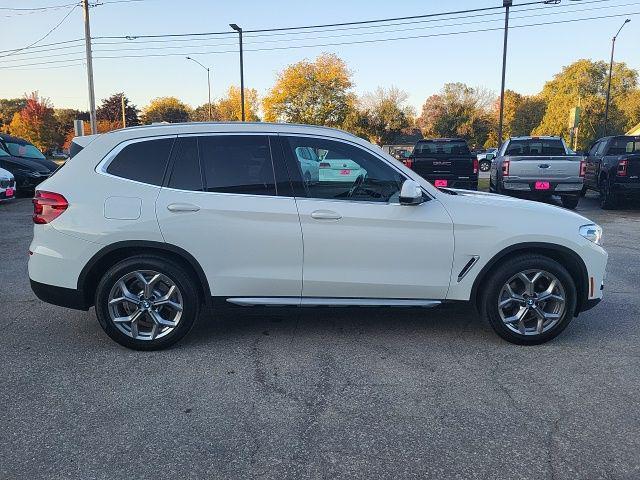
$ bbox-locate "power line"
[2,9,637,69]
[0,2,78,11]
[0,5,78,58]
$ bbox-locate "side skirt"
[225,297,442,308]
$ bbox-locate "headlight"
[580,224,602,245]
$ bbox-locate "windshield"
[608,137,640,155]
[504,139,566,156]
[413,140,470,156]
[5,141,46,160]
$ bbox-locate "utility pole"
[82,0,97,134]
[604,19,631,136]
[121,94,126,128]
[497,0,511,148]
[230,24,245,121]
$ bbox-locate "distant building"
[627,123,640,135]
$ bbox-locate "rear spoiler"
[69,134,100,159]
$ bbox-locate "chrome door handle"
[311,210,342,220]
[167,203,200,212]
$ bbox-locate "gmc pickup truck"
[582,135,640,209]
[403,138,478,190]
[489,136,584,209]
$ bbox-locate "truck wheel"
[580,186,588,197]
[561,195,579,210]
[479,160,491,172]
[480,254,577,345]
[599,179,618,210]
[95,255,200,350]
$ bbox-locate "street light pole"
[186,56,212,121]
[497,0,511,148]
[230,23,245,121]
[604,19,630,136]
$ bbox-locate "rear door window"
[198,135,277,196]
[106,137,175,185]
[167,137,203,191]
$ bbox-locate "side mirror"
[399,179,424,205]
[485,153,495,160]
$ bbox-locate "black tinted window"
[504,139,565,156]
[106,138,174,185]
[608,137,640,155]
[199,135,276,196]
[414,140,470,156]
[168,137,202,191]
[285,136,405,203]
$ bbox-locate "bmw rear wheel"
[95,255,199,350]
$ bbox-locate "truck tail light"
[319,162,330,168]
[579,160,586,177]
[502,160,510,176]
[617,159,628,177]
[33,190,68,224]
[402,158,413,169]
[473,158,479,174]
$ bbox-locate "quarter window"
[199,135,276,196]
[106,138,174,186]
[284,137,405,203]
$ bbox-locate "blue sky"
[1,0,638,113]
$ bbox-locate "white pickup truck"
[488,136,584,209]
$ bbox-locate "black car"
[583,135,640,209]
[403,138,478,190]
[0,134,58,192]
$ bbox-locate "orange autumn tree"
[9,92,57,152]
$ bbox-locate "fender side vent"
[457,256,479,282]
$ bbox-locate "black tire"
[95,255,200,350]
[479,160,491,172]
[580,185,588,197]
[599,178,617,210]
[560,195,580,210]
[480,254,577,345]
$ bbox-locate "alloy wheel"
[497,269,566,336]
[107,270,183,341]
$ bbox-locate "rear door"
[156,134,303,299]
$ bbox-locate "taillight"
[579,160,586,177]
[33,190,68,224]
[402,158,413,169]
[319,162,330,168]
[502,160,510,176]
[473,158,479,174]
[617,159,628,177]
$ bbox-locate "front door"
[156,134,303,299]
[281,135,454,300]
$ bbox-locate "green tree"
[263,53,353,127]
[485,90,546,147]
[97,93,139,127]
[619,89,640,132]
[8,92,58,152]
[354,86,415,145]
[141,97,192,124]
[533,59,638,149]
[53,108,89,148]
[190,103,220,122]
[417,83,494,148]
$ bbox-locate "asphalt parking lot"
[1,194,639,480]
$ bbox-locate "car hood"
[1,155,55,173]
[444,188,592,223]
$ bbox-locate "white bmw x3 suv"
[28,123,607,350]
